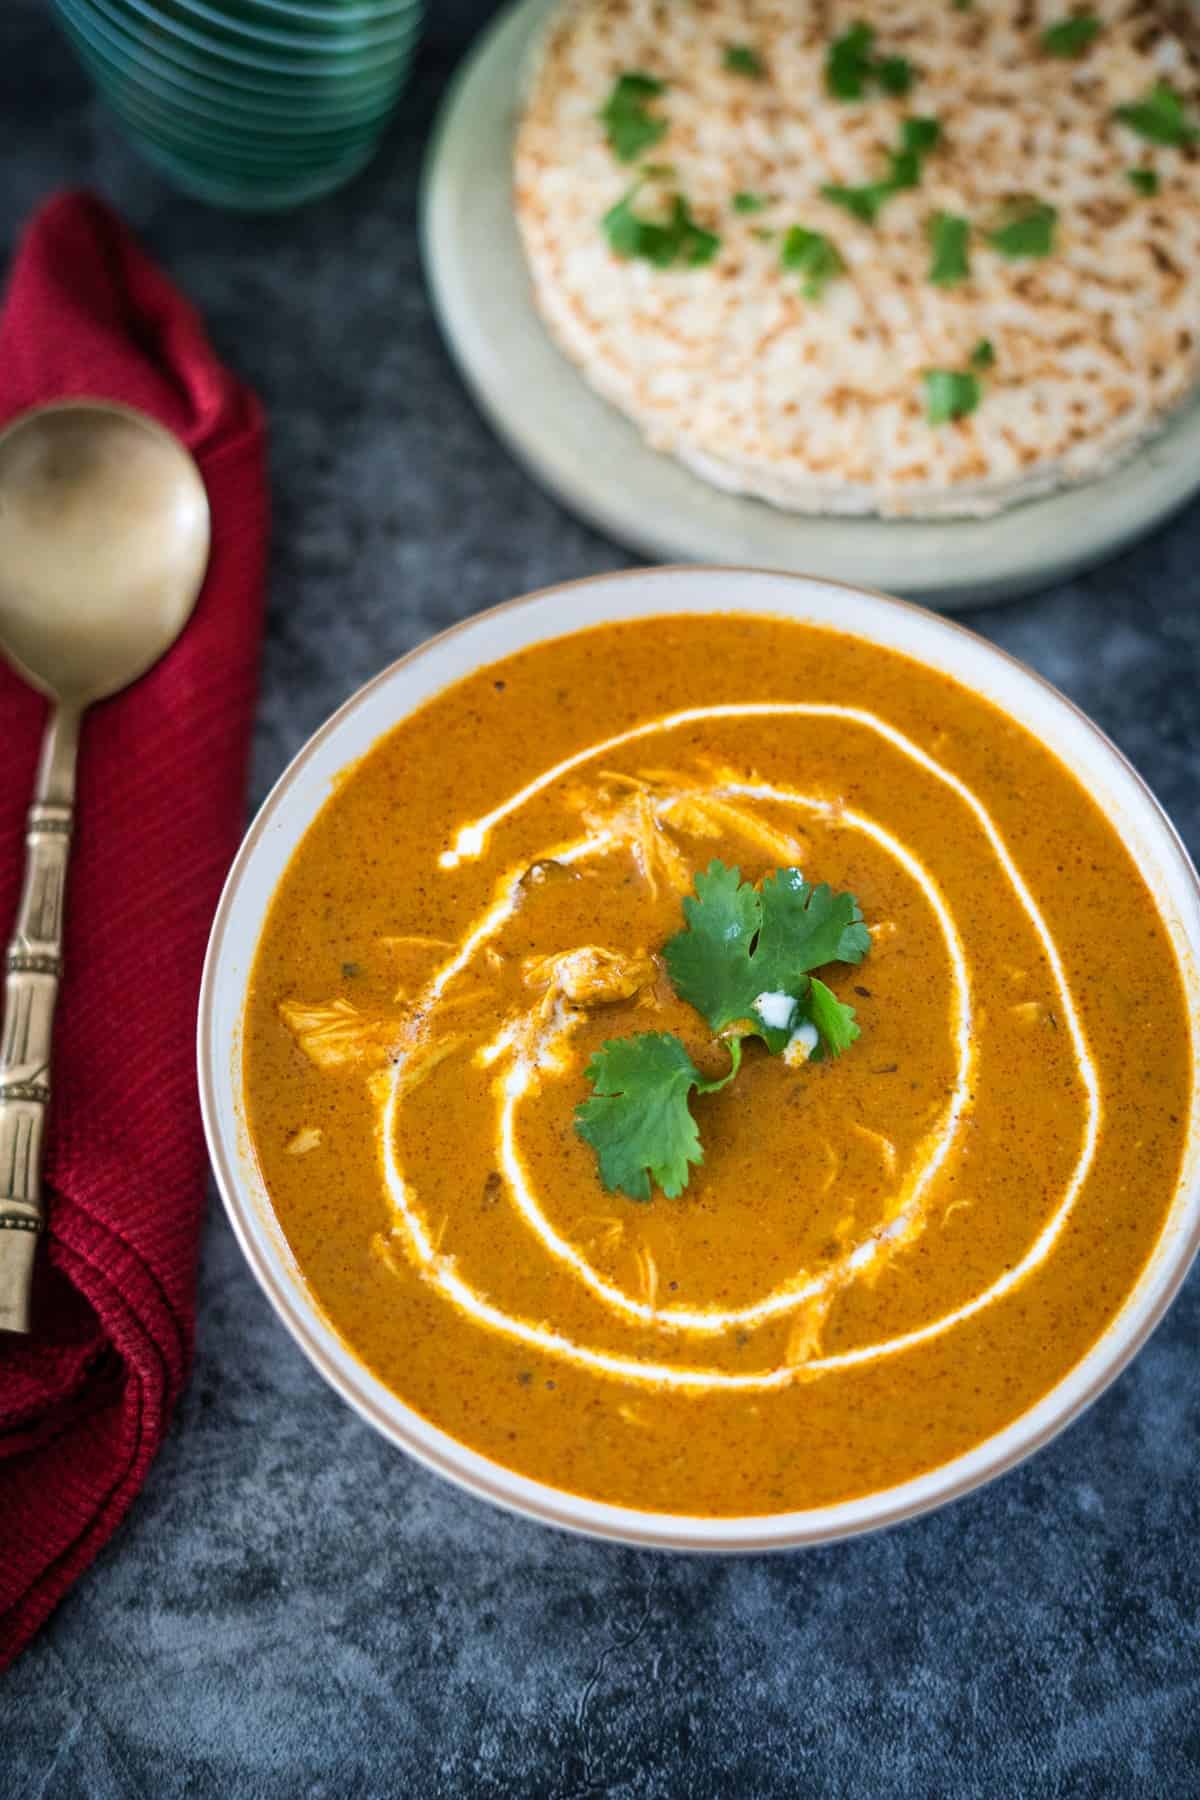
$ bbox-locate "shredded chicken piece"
[634,1244,660,1311]
[662,790,807,866]
[581,770,810,891]
[576,783,693,899]
[654,794,723,840]
[524,945,655,1007]
[593,769,647,791]
[380,934,457,1001]
[578,1214,626,1255]
[286,1126,323,1156]
[833,1208,858,1245]
[427,987,491,1016]
[850,1121,898,1177]
[279,998,396,1070]
[785,1294,830,1366]
[393,1034,465,1099]
[818,1141,840,1195]
[633,790,692,898]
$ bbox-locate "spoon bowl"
[0,401,210,1334]
[0,401,210,705]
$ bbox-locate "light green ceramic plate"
[421,0,1200,610]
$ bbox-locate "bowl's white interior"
[199,568,1200,1550]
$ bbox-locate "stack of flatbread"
[515,0,1200,517]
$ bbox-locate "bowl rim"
[199,565,1200,1550]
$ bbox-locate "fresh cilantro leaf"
[1041,14,1101,57]
[724,43,765,78]
[605,71,663,100]
[901,115,941,155]
[600,71,668,163]
[953,0,972,11]
[928,210,970,285]
[924,368,981,423]
[827,25,919,101]
[987,201,1057,259]
[755,868,871,988]
[575,1032,740,1201]
[603,187,720,267]
[661,862,761,1033]
[662,861,870,1048]
[969,337,995,369]
[603,187,657,259]
[733,190,768,212]
[889,148,926,190]
[576,863,872,1199]
[1114,82,1198,147]
[822,182,891,224]
[1126,167,1159,195]
[826,22,877,99]
[823,117,941,226]
[877,55,914,94]
[805,977,861,1060]
[781,225,845,297]
[669,198,722,265]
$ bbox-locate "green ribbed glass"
[52,0,424,210]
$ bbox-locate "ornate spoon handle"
[0,706,79,1334]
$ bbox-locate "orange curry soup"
[242,617,1191,1516]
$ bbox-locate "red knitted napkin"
[0,192,267,1667]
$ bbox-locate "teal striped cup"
[52,0,425,210]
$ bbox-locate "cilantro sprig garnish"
[826,22,875,98]
[600,72,668,163]
[928,210,971,285]
[923,341,994,421]
[574,862,871,1201]
[987,200,1057,259]
[576,1034,741,1201]
[1040,14,1101,57]
[924,366,981,424]
[900,116,941,157]
[724,43,766,78]
[780,225,845,298]
[1126,168,1159,196]
[1114,82,1198,148]
[821,183,890,226]
[826,24,913,100]
[663,864,869,1051]
[822,117,942,225]
[603,186,721,267]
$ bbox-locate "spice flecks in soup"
[243,617,1190,1515]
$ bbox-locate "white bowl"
[198,568,1200,1550]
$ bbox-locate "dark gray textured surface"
[2,5,1199,1794]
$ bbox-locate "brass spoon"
[0,402,210,1333]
